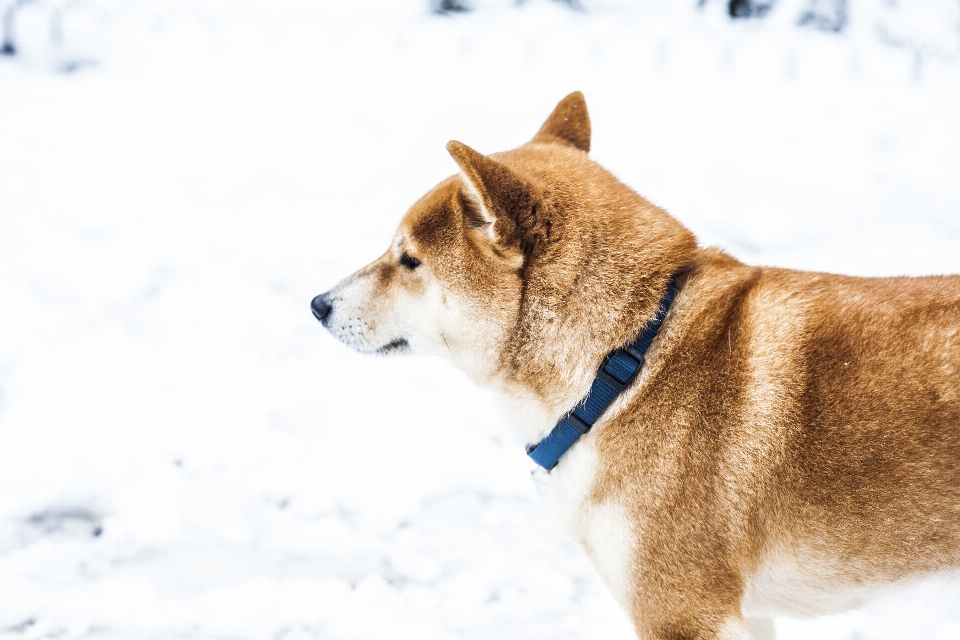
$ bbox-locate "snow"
[1,1,959,638]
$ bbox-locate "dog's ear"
[531,91,591,153]
[446,140,538,251]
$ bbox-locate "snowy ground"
[1,1,960,638]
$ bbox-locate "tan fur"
[313,92,960,640]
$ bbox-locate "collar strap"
[526,276,678,471]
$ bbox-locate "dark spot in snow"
[5,618,35,633]
[27,507,104,539]
[728,0,773,18]
[432,0,470,15]
[59,59,96,74]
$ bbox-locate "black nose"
[311,294,333,324]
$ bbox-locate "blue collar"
[526,276,678,471]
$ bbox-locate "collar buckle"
[596,368,629,393]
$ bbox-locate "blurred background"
[1,1,959,638]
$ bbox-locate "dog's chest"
[544,437,637,610]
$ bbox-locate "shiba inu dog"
[311,92,960,640]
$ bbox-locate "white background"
[1,1,959,638]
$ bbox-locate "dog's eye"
[399,253,421,270]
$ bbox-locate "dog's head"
[313,93,695,395]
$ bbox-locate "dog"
[311,92,960,640]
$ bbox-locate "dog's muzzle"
[311,294,333,325]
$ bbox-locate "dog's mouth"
[376,338,409,355]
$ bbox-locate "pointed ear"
[446,140,537,248]
[532,91,591,153]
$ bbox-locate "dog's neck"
[524,276,679,470]
[497,257,693,434]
